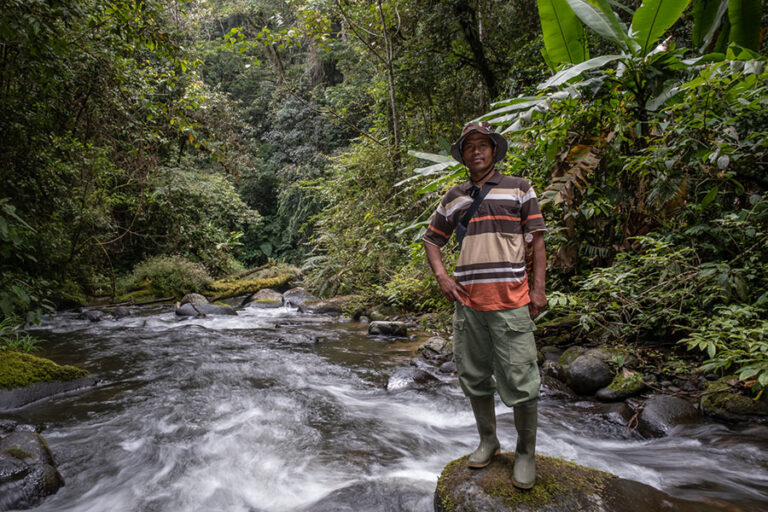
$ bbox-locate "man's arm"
[424,242,469,303]
[528,231,547,318]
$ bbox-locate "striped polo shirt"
[423,171,547,312]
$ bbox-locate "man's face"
[461,133,496,175]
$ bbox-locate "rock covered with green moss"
[0,352,93,410]
[0,352,88,390]
[701,377,768,421]
[435,453,730,512]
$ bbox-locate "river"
[7,305,768,511]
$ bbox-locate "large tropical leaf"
[692,0,728,49]
[728,0,763,50]
[630,0,691,56]
[476,98,548,123]
[538,54,622,89]
[565,0,629,48]
[537,0,588,65]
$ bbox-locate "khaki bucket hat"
[450,122,508,165]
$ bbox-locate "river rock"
[299,296,349,315]
[439,361,457,374]
[0,376,98,411]
[180,293,208,305]
[435,453,731,512]
[282,287,317,308]
[637,394,703,438]
[248,288,284,309]
[78,310,102,322]
[596,369,648,402]
[563,355,614,395]
[700,377,768,421]
[558,346,587,366]
[112,306,131,319]
[418,336,453,363]
[0,431,64,511]
[386,366,440,392]
[368,321,407,338]
[175,303,237,317]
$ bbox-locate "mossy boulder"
[208,266,300,300]
[700,377,768,421]
[247,288,284,309]
[557,347,586,366]
[596,369,648,402]
[0,352,93,410]
[435,453,729,512]
[112,282,165,304]
[298,296,357,315]
[0,352,88,390]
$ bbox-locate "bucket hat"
[450,121,508,165]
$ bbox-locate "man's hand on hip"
[437,274,470,303]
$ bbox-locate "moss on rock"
[0,351,89,390]
[436,454,614,512]
[112,282,165,304]
[207,265,301,300]
[701,377,768,419]
[435,453,728,512]
[607,370,645,393]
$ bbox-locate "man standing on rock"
[424,122,547,489]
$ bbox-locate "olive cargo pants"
[453,304,540,406]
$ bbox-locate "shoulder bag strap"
[456,182,493,249]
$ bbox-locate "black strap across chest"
[456,182,494,249]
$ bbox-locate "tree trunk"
[377,0,401,169]
[452,0,498,102]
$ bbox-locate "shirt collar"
[460,169,501,192]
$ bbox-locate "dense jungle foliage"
[1,1,766,391]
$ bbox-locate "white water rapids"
[6,305,768,511]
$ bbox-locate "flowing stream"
[7,305,768,511]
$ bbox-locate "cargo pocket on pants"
[503,308,537,364]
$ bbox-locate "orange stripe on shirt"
[469,215,521,223]
[521,213,543,226]
[428,225,449,239]
[461,278,530,311]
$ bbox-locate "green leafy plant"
[0,317,39,353]
[687,304,768,392]
[121,255,213,299]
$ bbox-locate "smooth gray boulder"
[78,310,102,322]
[175,303,236,317]
[368,321,407,337]
[247,288,284,309]
[282,287,317,308]
[298,296,349,315]
[0,431,64,511]
[564,355,614,395]
[386,367,440,392]
[0,376,97,411]
[180,293,208,305]
[637,394,703,437]
[112,306,131,319]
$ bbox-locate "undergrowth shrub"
[121,255,212,298]
[0,317,39,353]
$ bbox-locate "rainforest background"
[1,0,766,393]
